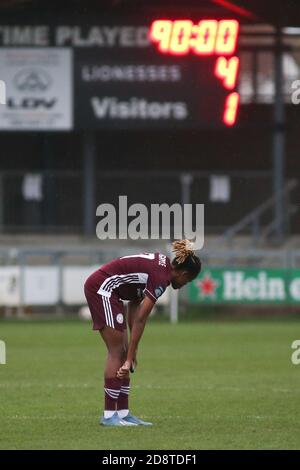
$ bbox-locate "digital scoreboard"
[75,19,240,129]
[0,19,241,130]
[149,19,240,126]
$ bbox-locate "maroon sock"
[117,378,130,410]
[104,378,121,411]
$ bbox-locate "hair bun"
[172,239,195,264]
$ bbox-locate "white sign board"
[210,175,231,202]
[0,265,170,308]
[24,267,59,305]
[0,267,21,306]
[63,266,99,305]
[0,48,72,130]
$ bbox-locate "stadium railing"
[0,170,275,235]
[1,244,300,321]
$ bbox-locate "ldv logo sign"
[0,80,6,105]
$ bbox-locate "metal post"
[43,135,54,229]
[167,242,179,324]
[55,252,64,315]
[83,132,96,236]
[272,26,285,243]
[180,172,193,240]
[170,287,178,324]
[0,172,3,232]
[253,51,258,103]
[180,172,193,206]
[18,253,25,317]
[251,215,260,246]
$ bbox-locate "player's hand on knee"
[117,360,131,378]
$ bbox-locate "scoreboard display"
[150,19,239,56]
[75,19,240,129]
[0,18,240,130]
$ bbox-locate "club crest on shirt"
[155,286,164,298]
[116,313,124,324]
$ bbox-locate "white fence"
[2,247,300,321]
[0,265,170,309]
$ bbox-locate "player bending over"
[84,239,201,426]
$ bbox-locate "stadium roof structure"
[0,0,299,27]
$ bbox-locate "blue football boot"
[100,412,137,426]
[121,413,153,426]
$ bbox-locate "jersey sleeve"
[144,274,169,303]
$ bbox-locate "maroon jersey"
[87,252,172,303]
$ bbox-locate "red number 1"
[223,92,240,126]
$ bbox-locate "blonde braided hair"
[172,239,195,265]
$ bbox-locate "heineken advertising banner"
[189,268,300,304]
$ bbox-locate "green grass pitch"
[0,318,300,450]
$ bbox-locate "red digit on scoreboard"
[149,20,173,53]
[169,20,193,55]
[215,56,240,89]
[215,20,239,55]
[194,20,218,56]
[223,92,240,126]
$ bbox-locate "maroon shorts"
[84,277,126,332]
